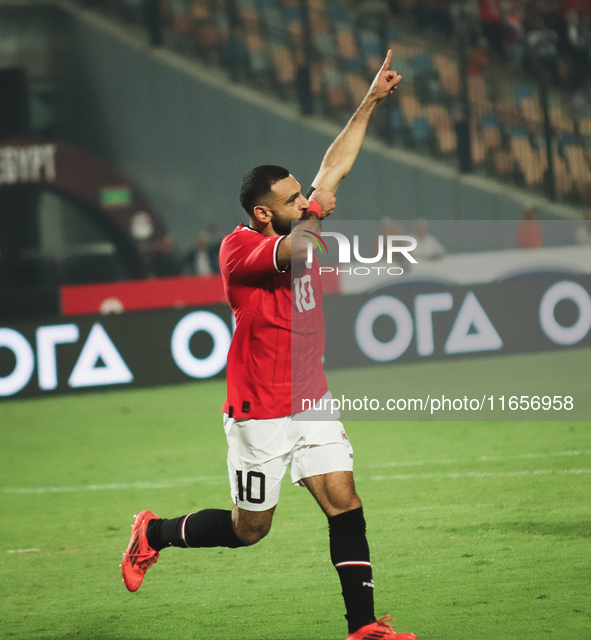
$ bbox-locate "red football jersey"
[220,223,328,420]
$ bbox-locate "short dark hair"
[240,165,290,216]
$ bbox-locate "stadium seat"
[309,0,329,12]
[519,96,544,135]
[244,32,272,79]
[357,28,381,57]
[239,6,260,31]
[358,29,383,74]
[481,112,500,129]
[425,103,452,130]
[578,117,591,139]
[313,31,337,57]
[423,103,455,154]
[496,101,522,128]
[386,26,398,43]
[400,94,422,125]
[391,57,414,82]
[169,0,193,35]
[480,114,502,151]
[260,3,284,34]
[343,56,364,73]
[435,126,457,154]
[283,6,303,58]
[550,105,574,133]
[192,0,221,56]
[433,53,459,98]
[551,151,574,197]
[270,44,296,92]
[564,144,590,187]
[482,126,501,151]
[468,75,491,109]
[515,84,534,105]
[328,1,350,23]
[345,71,370,106]
[388,105,406,136]
[335,22,359,60]
[222,28,248,72]
[322,60,349,110]
[470,126,486,165]
[493,149,514,177]
[509,125,529,139]
[559,131,578,148]
[410,116,432,146]
[521,148,545,186]
[413,53,432,78]
[509,131,538,182]
[191,0,210,21]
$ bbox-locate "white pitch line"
[368,468,591,481]
[1,476,225,495]
[2,467,590,495]
[375,450,591,469]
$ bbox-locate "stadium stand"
[72,0,591,206]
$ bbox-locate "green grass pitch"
[1,350,590,640]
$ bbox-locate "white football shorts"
[223,403,354,512]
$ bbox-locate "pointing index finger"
[381,49,393,73]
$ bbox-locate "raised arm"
[310,50,402,194]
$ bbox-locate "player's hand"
[368,49,402,103]
[310,187,336,219]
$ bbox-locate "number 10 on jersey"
[294,275,316,313]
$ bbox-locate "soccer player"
[121,50,416,640]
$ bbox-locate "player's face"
[266,176,309,235]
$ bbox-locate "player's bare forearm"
[311,50,402,194]
[311,101,378,193]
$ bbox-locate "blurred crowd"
[352,0,591,91]
[400,0,591,91]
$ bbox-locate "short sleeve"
[220,229,285,283]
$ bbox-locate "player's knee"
[335,492,362,515]
[322,484,362,517]
[233,509,273,546]
[235,520,272,546]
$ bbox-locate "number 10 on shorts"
[236,470,266,504]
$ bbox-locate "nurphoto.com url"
[301,394,575,416]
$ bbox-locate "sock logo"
[362,580,375,588]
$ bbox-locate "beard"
[271,215,293,236]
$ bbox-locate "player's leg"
[231,504,275,544]
[122,414,290,592]
[302,469,361,517]
[289,417,374,635]
[294,427,417,639]
[121,505,257,593]
[146,504,275,550]
[146,410,286,549]
[303,471,376,635]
